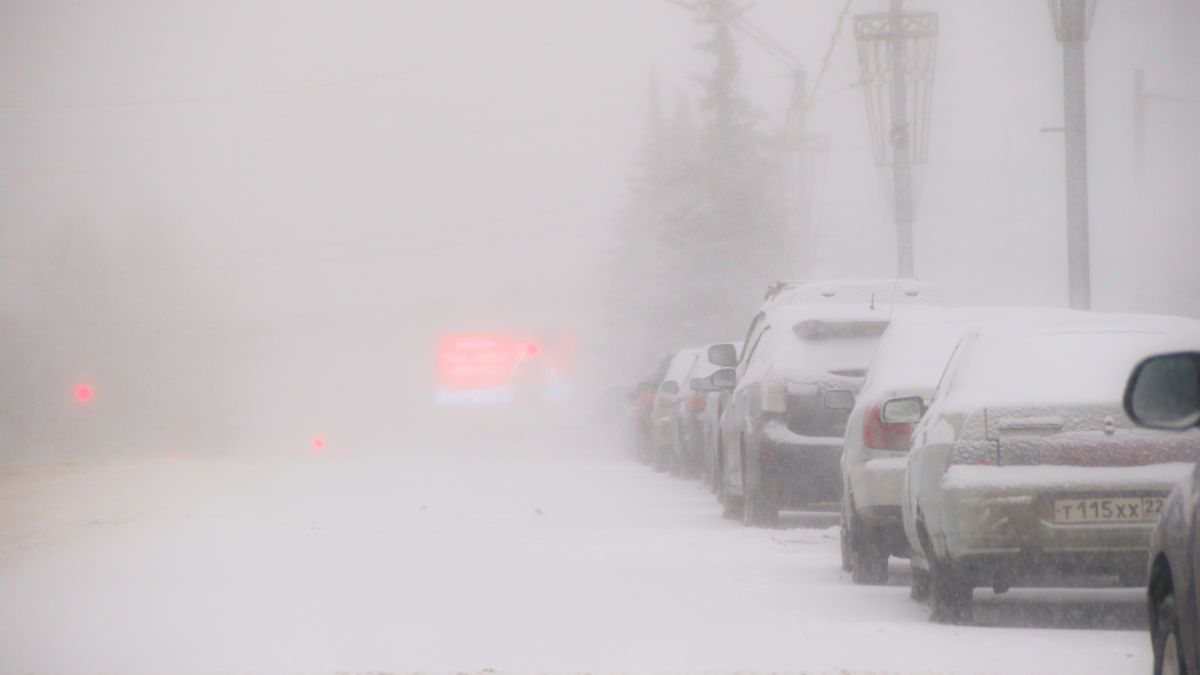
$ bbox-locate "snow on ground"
[0,450,1153,674]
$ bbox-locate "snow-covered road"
[0,453,1153,674]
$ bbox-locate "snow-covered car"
[652,348,712,475]
[633,355,673,465]
[709,304,892,525]
[841,309,985,583]
[686,341,743,489]
[1126,351,1200,675]
[840,307,1080,584]
[901,314,1200,624]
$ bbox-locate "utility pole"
[887,0,915,278]
[854,1,937,279]
[1049,0,1094,310]
[730,16,827,279]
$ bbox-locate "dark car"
[631,355,673,465]
[1126,351,1200,675]
[708,304,891,526]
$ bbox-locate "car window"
[739,326,774,378]
[931,333,975,406]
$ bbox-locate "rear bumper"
[760,421,843,505]
[935,463,1194,580]
[850,456,908,510]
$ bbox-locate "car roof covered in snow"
[939,312,1200,409]
[762,278,944,309]
[861,306,1087,397]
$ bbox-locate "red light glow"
[311,436,326,453]
[75,385,93,404]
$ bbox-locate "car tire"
[741,456,778,528]
[839,519,852,572]
[1152,592,1186,675]
[721,491,744,520]
[850,515,889,585]
[910,567,931,602]
[928,553,973,624]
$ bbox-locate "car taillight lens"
[762,381,787,413]
[691,392,707,412]
[640,392,655,408]
[863,403,913,452]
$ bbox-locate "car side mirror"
[823,390,855,411]
[882,396,925,425]
[708,343,738,368]
[710,368,737,391]
[690,377,714,393]
[1124,352,1200,430]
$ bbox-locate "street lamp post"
[1048,0,1097,310]
[854,0,938,278]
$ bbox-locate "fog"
[0,1,1195,459]
[3,2,1200,673]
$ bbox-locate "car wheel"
[1153,592,1186,675]
[839,519,852,572]
[850,515,888,585]
[721,491,744,520]
[927,553,973,624]
[910,566,931,602]
[741,454,778,528]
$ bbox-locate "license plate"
[1053,497,1164,524]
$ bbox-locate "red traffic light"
[524,342,541,357]
[75,385,93,404]
[311,436,326,453]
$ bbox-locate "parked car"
[652,345,735,477]
[901,314,1200,624]
[840,307,1078,583]
[709,304,892,525]
[632,355,673,465]
[1126,350,1200,675]
[684,341,742,487]
[652,348,708,474]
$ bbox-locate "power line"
[807,0,855,110]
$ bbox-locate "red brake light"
[691,392,707,412]
[863,403,913,452]
[75,384,93,404]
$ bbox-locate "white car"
[901,313,1200,623]
[840,307,1078,584]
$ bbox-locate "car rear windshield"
[866,321,979,391]
[950,331,1174,406]
[786,320,889,367]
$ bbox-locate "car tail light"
[691,391,707,412]
[762,381,787,413]
[640,392,655,408]
[863,403,913,452]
